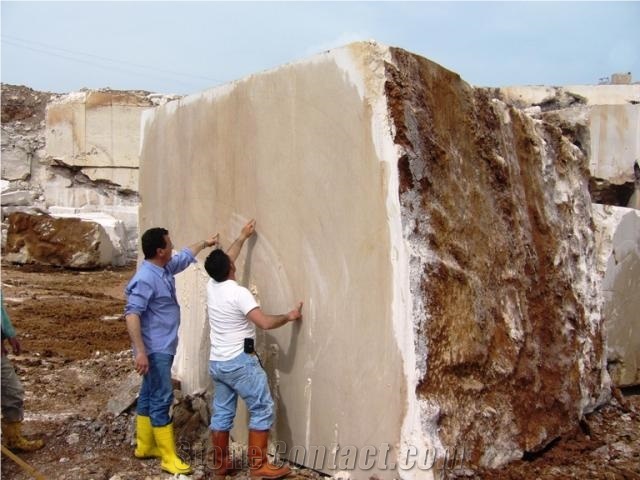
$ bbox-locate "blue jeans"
[209,352,274,431]
[136,352,174,427]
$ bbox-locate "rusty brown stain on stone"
[385,47,602,466]
[6,212,104,269]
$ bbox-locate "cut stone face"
[593,204,640,387]
[139,42,609,477]
[588,105,639,185]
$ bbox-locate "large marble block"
[138,42,608,478]
[4,212,114,269]
[45,90,153,191]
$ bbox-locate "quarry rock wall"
[138,42,613,477]
[1,84,178,264]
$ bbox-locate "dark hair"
[204,249,231,282]
[141,227,169,259]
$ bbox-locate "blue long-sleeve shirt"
[1,292,17,340]
[124,248,196,355]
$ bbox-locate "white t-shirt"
[207,278,259,361]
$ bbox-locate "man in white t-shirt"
[204,219,302,479]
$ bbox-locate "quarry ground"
[0,262,638,480]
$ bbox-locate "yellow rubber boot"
[1,420,44,452]
[152,422,192,475]
[134,415,160,458]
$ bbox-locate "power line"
[2,38,178,80]
[2,34,224,82]
[1,34,226,87]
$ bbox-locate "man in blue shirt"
[125,227,218,475]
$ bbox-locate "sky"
[1,1,639,95]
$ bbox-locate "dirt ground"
[0,262,638,479]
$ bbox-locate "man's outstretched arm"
[247,301,303,330]
[227,219,256,262]
[188,233,220,257]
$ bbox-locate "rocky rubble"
[9,352,324,480]
[1,85,53,251]
[1,85,53,187]
[9,346,639,480]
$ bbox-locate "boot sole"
[249,473,291,480]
